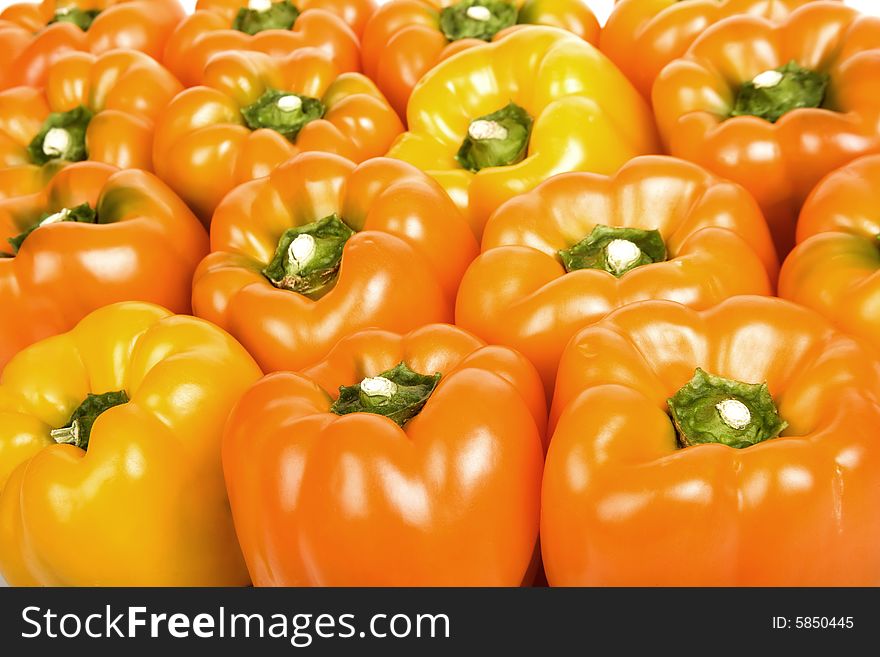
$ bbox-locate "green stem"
[48,7,101,31]
[439,0,517,42]
[262,214,354,299]
[668,369,788,449]
[28,105,92,165]
[456,102,532,172]
[49,390,129,451]
[559,225,666,277]
[233,0,300,35]
[331,362,441,427]
[240,89,325,141]
[5,202,96,256]
[730,60,829,124]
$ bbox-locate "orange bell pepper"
[0,0,185,89]
[779,154,880,354]
[362,0,600,120]
[0,161,208,370]
[652,3,880,259]
[0,48,182,197]
[456,156,778,397]
[542,296,880,586]
[192,151,478,373]
[600,0,830,100]
[0,302,261,586]
[154,49,403,224]
[223,323,546,586]
[386,26,659,239]
[163,0,368,87]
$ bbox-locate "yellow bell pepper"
[0,302,262,586]
[386,25,659,237]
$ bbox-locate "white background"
[0,0,878,586]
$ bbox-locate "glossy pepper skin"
[0,0,185,90]
[456,156,779,397]
[779,154,880,353]
[223,323,546,586]
[0,162,208,370]
[653,3,880,259]
[601,0,829,100]
[362,0,600,120]
[0,302,262,586]
[542,296,880,586]
[154,50,403,224]
[192,151,477,373]
[387,26,659,239]
[163,0,368,87]
[0,48,183,194]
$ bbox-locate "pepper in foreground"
[223,324,546,586]
[542,296,880,586]
[0,302,262,586]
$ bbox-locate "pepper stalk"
[50,390,129,451]
[559,225,667,277]
[27,105,93,165]
[48,6,101,31]
[439,0,518,42]
[730,60,829,123]
[456,102,532,172]
[668,368,788,449]
[240,89,325,141]
[262,214,354,299]
[5,202,97,255]
[331,362,442,427]
[233,0,300,35]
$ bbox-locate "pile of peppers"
[1,0,879,587]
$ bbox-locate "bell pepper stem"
[28,105,92,165]
[331,362,442,427]
[559,225,667,276]
[730,60,829,123]
[49,424,80,446]
[456,102,532,172]
[240,89,325,141]
[439,0,518,42]
[668,369,788,449]
[48,7,101,31]
[262,214,354,299]
[5,202,97,256]
[50,390,129,451]
[233,0,300,35]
